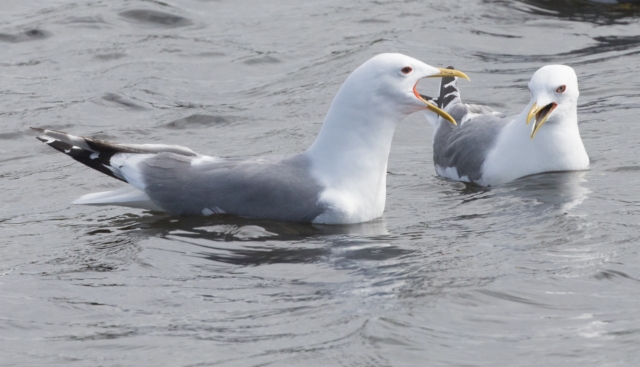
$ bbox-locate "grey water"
[2,0,640,365]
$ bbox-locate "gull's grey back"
[141,153,327,222]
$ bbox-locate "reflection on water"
[191,237,412,267]
[421,170,593,247]
[79,212,397,267]
[106,212,390,241]
[444,170,590,225]
[501,170,591,212]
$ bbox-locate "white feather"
[73,186,163,211]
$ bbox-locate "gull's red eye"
[556,85,566,93]
[401,66,412,74]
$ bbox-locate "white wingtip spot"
[40,136,57,144]
[202,207,225,216]
[444,80,457,89]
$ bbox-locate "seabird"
[424,65,589,187]
[33,53,469,224]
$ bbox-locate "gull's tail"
[31,127,197,210]
[437,66,461,110]
[422,66,462,127]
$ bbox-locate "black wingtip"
[437,65,459,109]
[36,136,127,182]
[419,93,434,102]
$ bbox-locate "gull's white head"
[337,53,469,125]
[526,65,579,139]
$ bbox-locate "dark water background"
[2,0,640,365]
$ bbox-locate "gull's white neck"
[306,96,401,179]
[481,104,589,186]
[304,83,408,224]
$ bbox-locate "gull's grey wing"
[429,70,510,182]
[140,153,327,222]
[433,106,510,182]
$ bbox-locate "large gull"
[33,53,469,224]
[424,65,589,187]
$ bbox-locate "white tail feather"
[73,187,164,212]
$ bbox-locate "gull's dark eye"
[401,66,412,74]
[556,85,566,93]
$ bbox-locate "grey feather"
[140,153,327,222]
[431,75,510,183]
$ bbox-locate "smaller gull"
[423,65,589,187]
[33,53,469,224]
